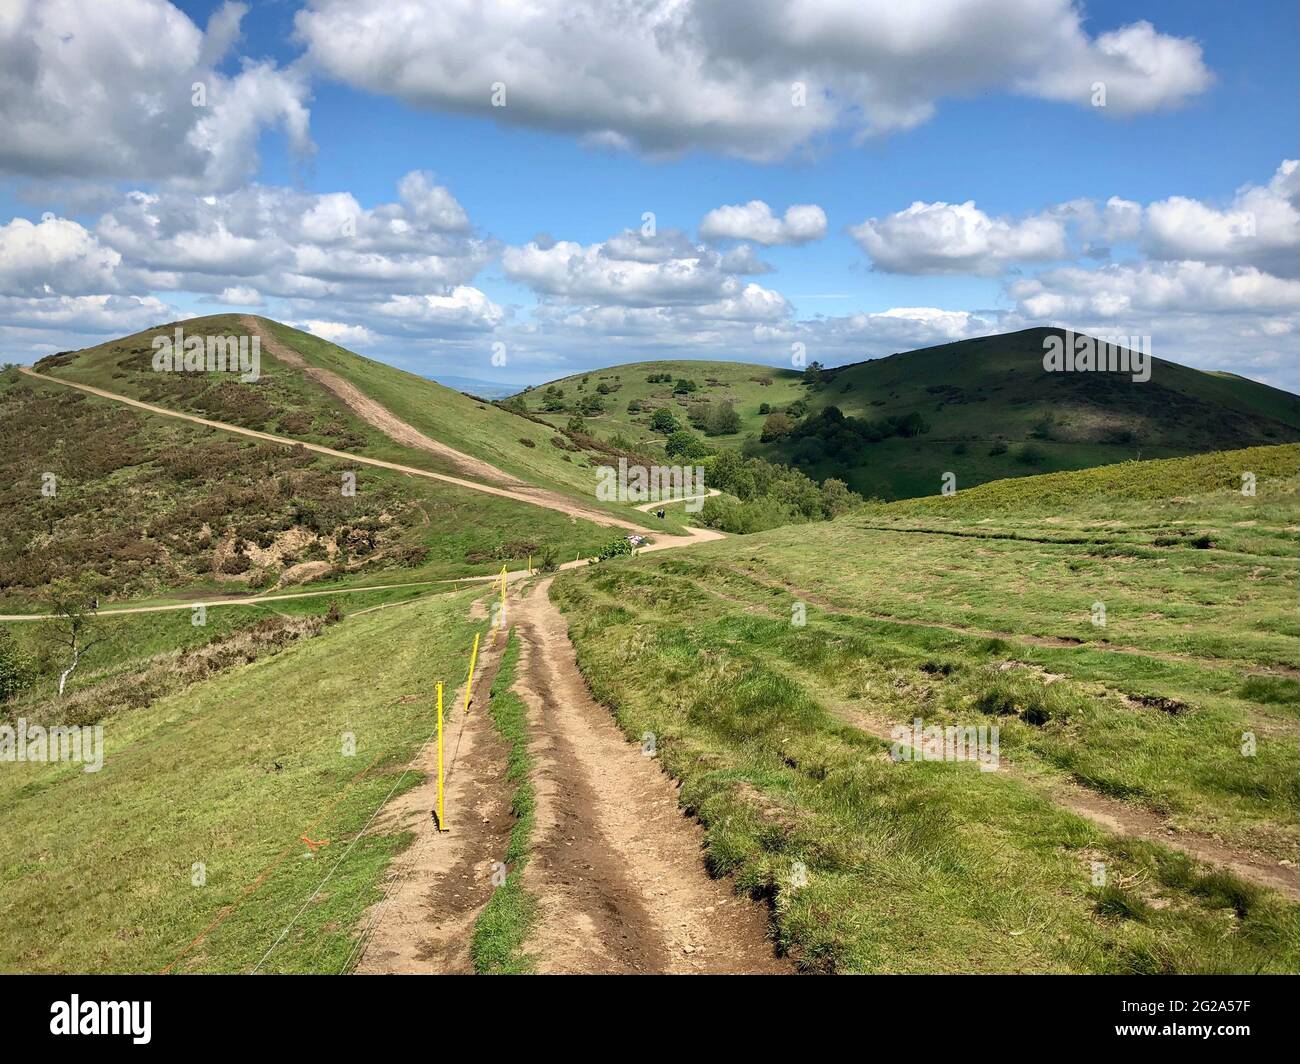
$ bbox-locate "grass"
[520,328,1300,500]
[512,358,805,451]
[33,316,677,532]
[1,366,614,615]
[547,448,1299,972]
[0,587,488,973]
[470,631,538,974]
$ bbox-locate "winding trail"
[21,342,1295,974]
[17,366,667,537]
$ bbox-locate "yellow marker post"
[527,553,532,576]
[462,631,481,716]
[436,681,446,832]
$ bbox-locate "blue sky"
[1,0,1296,389]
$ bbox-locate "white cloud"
[1143,160,1300,277]
[0,0,313,191]
[213,285,263,306]
[1008,260,1300,318]
[299,320,377,346]
[1022,19,1212,114]
[0,216,123,296]
[502,230,789,315]
[851,201,1067,274]
[700,201,826,245]
[296,0,1209,160]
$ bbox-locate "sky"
[1,0,1296,390]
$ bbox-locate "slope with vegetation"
[516,329,1300,501]
[33,315,663,530]
[0,587,487,973]
[549,443,1300,972]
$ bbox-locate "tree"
[818,478,858,517]
[665,430,708,460]
[672,378,698,395]
[705,401,741,436]
[45,576,108,697]
[760,412,795,441]
[649,408,680,434]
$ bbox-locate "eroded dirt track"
[352,639,513,973]
[510,579,789,974]
[241,316,520,487]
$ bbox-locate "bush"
[665,430,708,459]
[649,408,680,434]
[0,630,35,702]
[760,412,794,441]
[704,401,741,436]
[594,536,634,561]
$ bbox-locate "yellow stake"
[527,553,532,576]
[462,631,481,716]
[436,681,446,832]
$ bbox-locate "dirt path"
[241,316,520,488]
[510,578,789,973]
[19,366,666,537]
[632,488,721,512]
[0,579,456,621]
[351,631,514,973]
[824,696,1299,900]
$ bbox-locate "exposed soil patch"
[511,578,790,974]
[351,634,514,973]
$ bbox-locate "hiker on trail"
[655,508,665,519]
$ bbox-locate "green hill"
[31,315,666,530]
[508,358,805,447]
[550,443,1299,972]
[517,329,1300,500]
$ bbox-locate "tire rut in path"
[511,578,790,974]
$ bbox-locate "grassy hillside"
[518,329,1300,500]
[509,358,804,449]
[549,445,1299,972]
[33,315,667,529]
[0,367,611,615]
[0,586,490,973]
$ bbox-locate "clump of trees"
[698,449,861,533]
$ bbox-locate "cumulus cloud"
[851,201,1067,274]
[0,172,500,356]
[700,201,827,245]
[1008,261,1300,319]
[1143,160,1300,277]
[93,175,494,307]
[0,0,313,191]
[502,229,790,317]
[298,320,378,346]
[296,0,1209,160]
[0,216,124,297]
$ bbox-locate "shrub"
[665,430,708,459]
[760,412,795,441]
[0,630,35,702]
[650,408,680,434]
